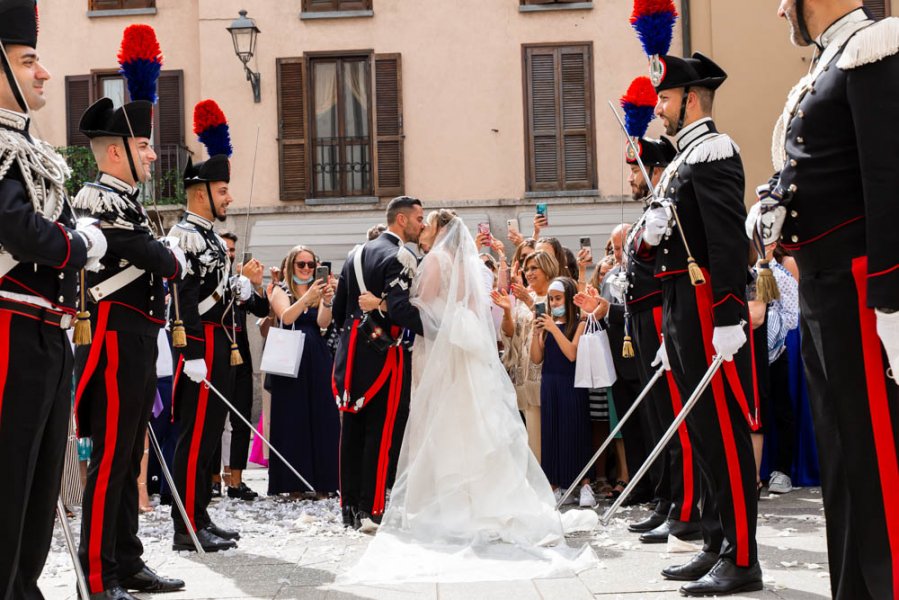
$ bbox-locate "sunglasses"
[294,260,316,269]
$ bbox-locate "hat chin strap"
[121,136,140,185]
[206,181,225,223]
[795,0,817,47]
[674,86,691,135]
[0,43,29,114]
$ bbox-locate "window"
[302,0,371,12]
[277,53,404,202]
[64,70,185,200]
[522,44,597,193]
[89,0,155,10]
[863,0,889,19]
[520,0,589,5]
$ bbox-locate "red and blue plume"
[118,24,163,104]
[620,77,657,138]
[630,0,678,57]
[193,99,233,158]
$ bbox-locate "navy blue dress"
[540,330,591,487]
[269,306,340,494]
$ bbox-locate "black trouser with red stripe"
[631,305,699,524]
[171,326,234,535]
[662,275,759,567]
[0,311,72,600]
[340,346,408,517]
[76,330,158,593]
[795,250,899,600]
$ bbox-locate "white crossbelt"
[198,277,225,316]
[87,265,144,303]
[0,251,18,279]
[0,289,55,310]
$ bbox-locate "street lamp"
[227,9,261,103]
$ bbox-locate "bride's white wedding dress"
[337,218,598,584]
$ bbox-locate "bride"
[338,210,597,584]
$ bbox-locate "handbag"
[260,323,306,378]
[353,244,398,353]
[574,315,618,389]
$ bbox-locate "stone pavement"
[40,469,831,600]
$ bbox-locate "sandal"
[594,478,613,496]
[605,480,628,500]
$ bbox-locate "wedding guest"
[367,224,386,241]
[493,250,560,461]
[536,237,571,277]
[268,245,339,498]
[530,277,592,507]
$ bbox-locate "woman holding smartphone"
[267,245,339,499]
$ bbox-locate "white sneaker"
[768,471,793,494]
[562,488,578,506]
[579,484,597,508]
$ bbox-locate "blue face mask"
[551,305,566,318]
[292,274,314,286]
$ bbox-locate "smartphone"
[477,222,491,237]
[535,203,549,225]
[535,302,546,317]
[579,237,592,251]
[507,218,520,233]
[242,252,253,263]
[315,265,330,283]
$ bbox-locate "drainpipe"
[681,0,692,55]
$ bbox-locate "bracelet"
[323,300,334,308]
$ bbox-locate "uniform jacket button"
[790,210,798,218]
[661,265,667,272]
[790,159,798,167]
[58,295,65,302]
[58,272,64,279]
[663,248,669,254]
[798,109,805,118]
[797,136,804,144]
[789,184,797,193]
[791,235,799,243]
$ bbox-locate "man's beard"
[631,182,650,201]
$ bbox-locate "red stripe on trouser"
[694,281,750,567]
[345,320,360,393]
[746,310,761,428]
[0,311,11,430]
[372,348,402,515]
[185,325,215,532]
[653,305,695,523]
[87,331,120,593]
[74,303,112,435]
[851,257,899,598]
[171,355,184,423]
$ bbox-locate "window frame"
[88,0,155,11]
[301,0,372,13]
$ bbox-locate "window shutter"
[65,74,92,147]
[277,58,308,201]
[525,48,560,191]
[304,0,337,11]
[156,70,184,198]
[559,46,594,189]
[373,53,404,198]
[338,0,370,9]
[864,0,888,19]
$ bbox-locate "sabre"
[607,101,705,287]
[56,498,90,600]
[201,378,315,492]
[238,126,261,265]
[556,367,665,509]
[147,426,205,555]
[601,355,725,524]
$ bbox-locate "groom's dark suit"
[332,231,423,520]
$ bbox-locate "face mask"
[551,305,566,318]
[292,274,314,286]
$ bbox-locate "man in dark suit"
[332,196,424,533]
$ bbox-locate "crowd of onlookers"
[60,212,811,516]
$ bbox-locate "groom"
[333,196,425,532]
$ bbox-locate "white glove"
[183,358,207,383]
[75,218,107,272]
[876,309,899,384]
[712,324,747,361]
[230,274,253,302]
[162,236,187,279]
[642,202,673,247]
[651,339,671,371]
[745,185,787,245]
[609,271,628,303]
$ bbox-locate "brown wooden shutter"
[304,0,337,11]
[155,70,184,198]
[65,74,92,147]
[864,0,889,19]
[523,44,595,192]
[373,53,404,198]
[277,58,308,201]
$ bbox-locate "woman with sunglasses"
[267,245,340,499]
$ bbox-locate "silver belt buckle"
[59,314,73,329]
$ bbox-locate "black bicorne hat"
[626,136,676,168]
[183,154,231,187]
[79,98,154,139]
[652,52,727,92]
[0,0,38,49]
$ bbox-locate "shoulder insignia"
[166,221,206,254]
[396,244,418,279]
[72,182,131,217]
[0,128,69,222]
[837,18,899,70]
[685,133,740,165]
